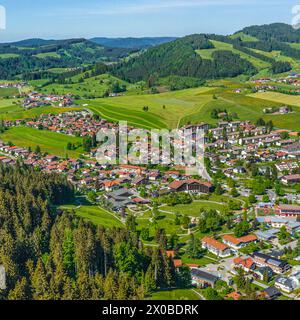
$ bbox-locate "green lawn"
[136,211,184,237]
[181,254,216,266]
[148,289,200,300]
[0,126,84,157]
[161,201,227,217]
[61,205,124,229]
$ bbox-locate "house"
[255,229,279,241]
[233,257,256,272]
[281,174,300,185]
[275,204,300,218]
[233,166,246,174]
[289,269,300,290]
[105,188,134,211]
[275,276,294,293]
[191,269,219,288]
[252,252,291,274]
[202,237,231,257]
[226,292,242,300]
[223,234,257,250]
[261,286,281,300]
[169,179,213,194]
[131,176,148,186]
[253,266,274,281]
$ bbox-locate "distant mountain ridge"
[89,37,177,49]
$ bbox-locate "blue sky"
[0,0,298,41]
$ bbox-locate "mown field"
[248,91,300,107]
[0,103,81,121]
[148,289,200,300]
[161,200,228,216]
[79,87,216,129]
[61,205,124,228]
[0,126,84,157]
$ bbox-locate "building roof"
[223,234,257,245]
[202,237,229,251]
[191,269,219,283]
[233,257,255,269]
[226,292,242,300]
[169,179,213,190]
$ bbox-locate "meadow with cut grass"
[0,126,84,157]
[61,205,124,228]
[79,86,216,129]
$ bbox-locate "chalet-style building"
[233,257,256,272]
[202,237,231,257]
[223,234,257,250]
[275,204,300,218]
[168,179,213,194]
[281,174,300,185]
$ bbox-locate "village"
[0,107,300,299]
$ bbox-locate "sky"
[0,0,298,42]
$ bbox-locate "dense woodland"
[0,164,189,300]
[114,35,257,82]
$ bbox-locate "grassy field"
[34,52,61,59]
[230,32,259,42]
[248,91,300,107]
[80,86,215,129]
[0,53,20,59]
[61,205,124,228]
[148,289,200,300]
[0,104,81,121]
[0,88,19,97]
[249,48,300,71]
[161,201,227,216]
[41,74,140,98]
[136,210,184,237]
[196,40,270,70]
[0,126,84,157]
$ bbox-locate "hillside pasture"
[80,86,216,129]
[0,126,84,157]
[196,40,270,70]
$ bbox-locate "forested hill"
[90,37,177,49]
[0,164,188,300]
[0,38,132,79]
[113,34,257,82]
[239,23,300,43]
[114,23,300,83]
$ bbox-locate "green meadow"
[34,52,61,59]
[0,53,20,59]
[196,40,270,70]
[0,126,84,157]
[61,205,124,228]
[79,86,216,129]
[41,74,140,98]
[148,289,200,300]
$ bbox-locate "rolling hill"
[90,37,177,49]
[0,38,133,79]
